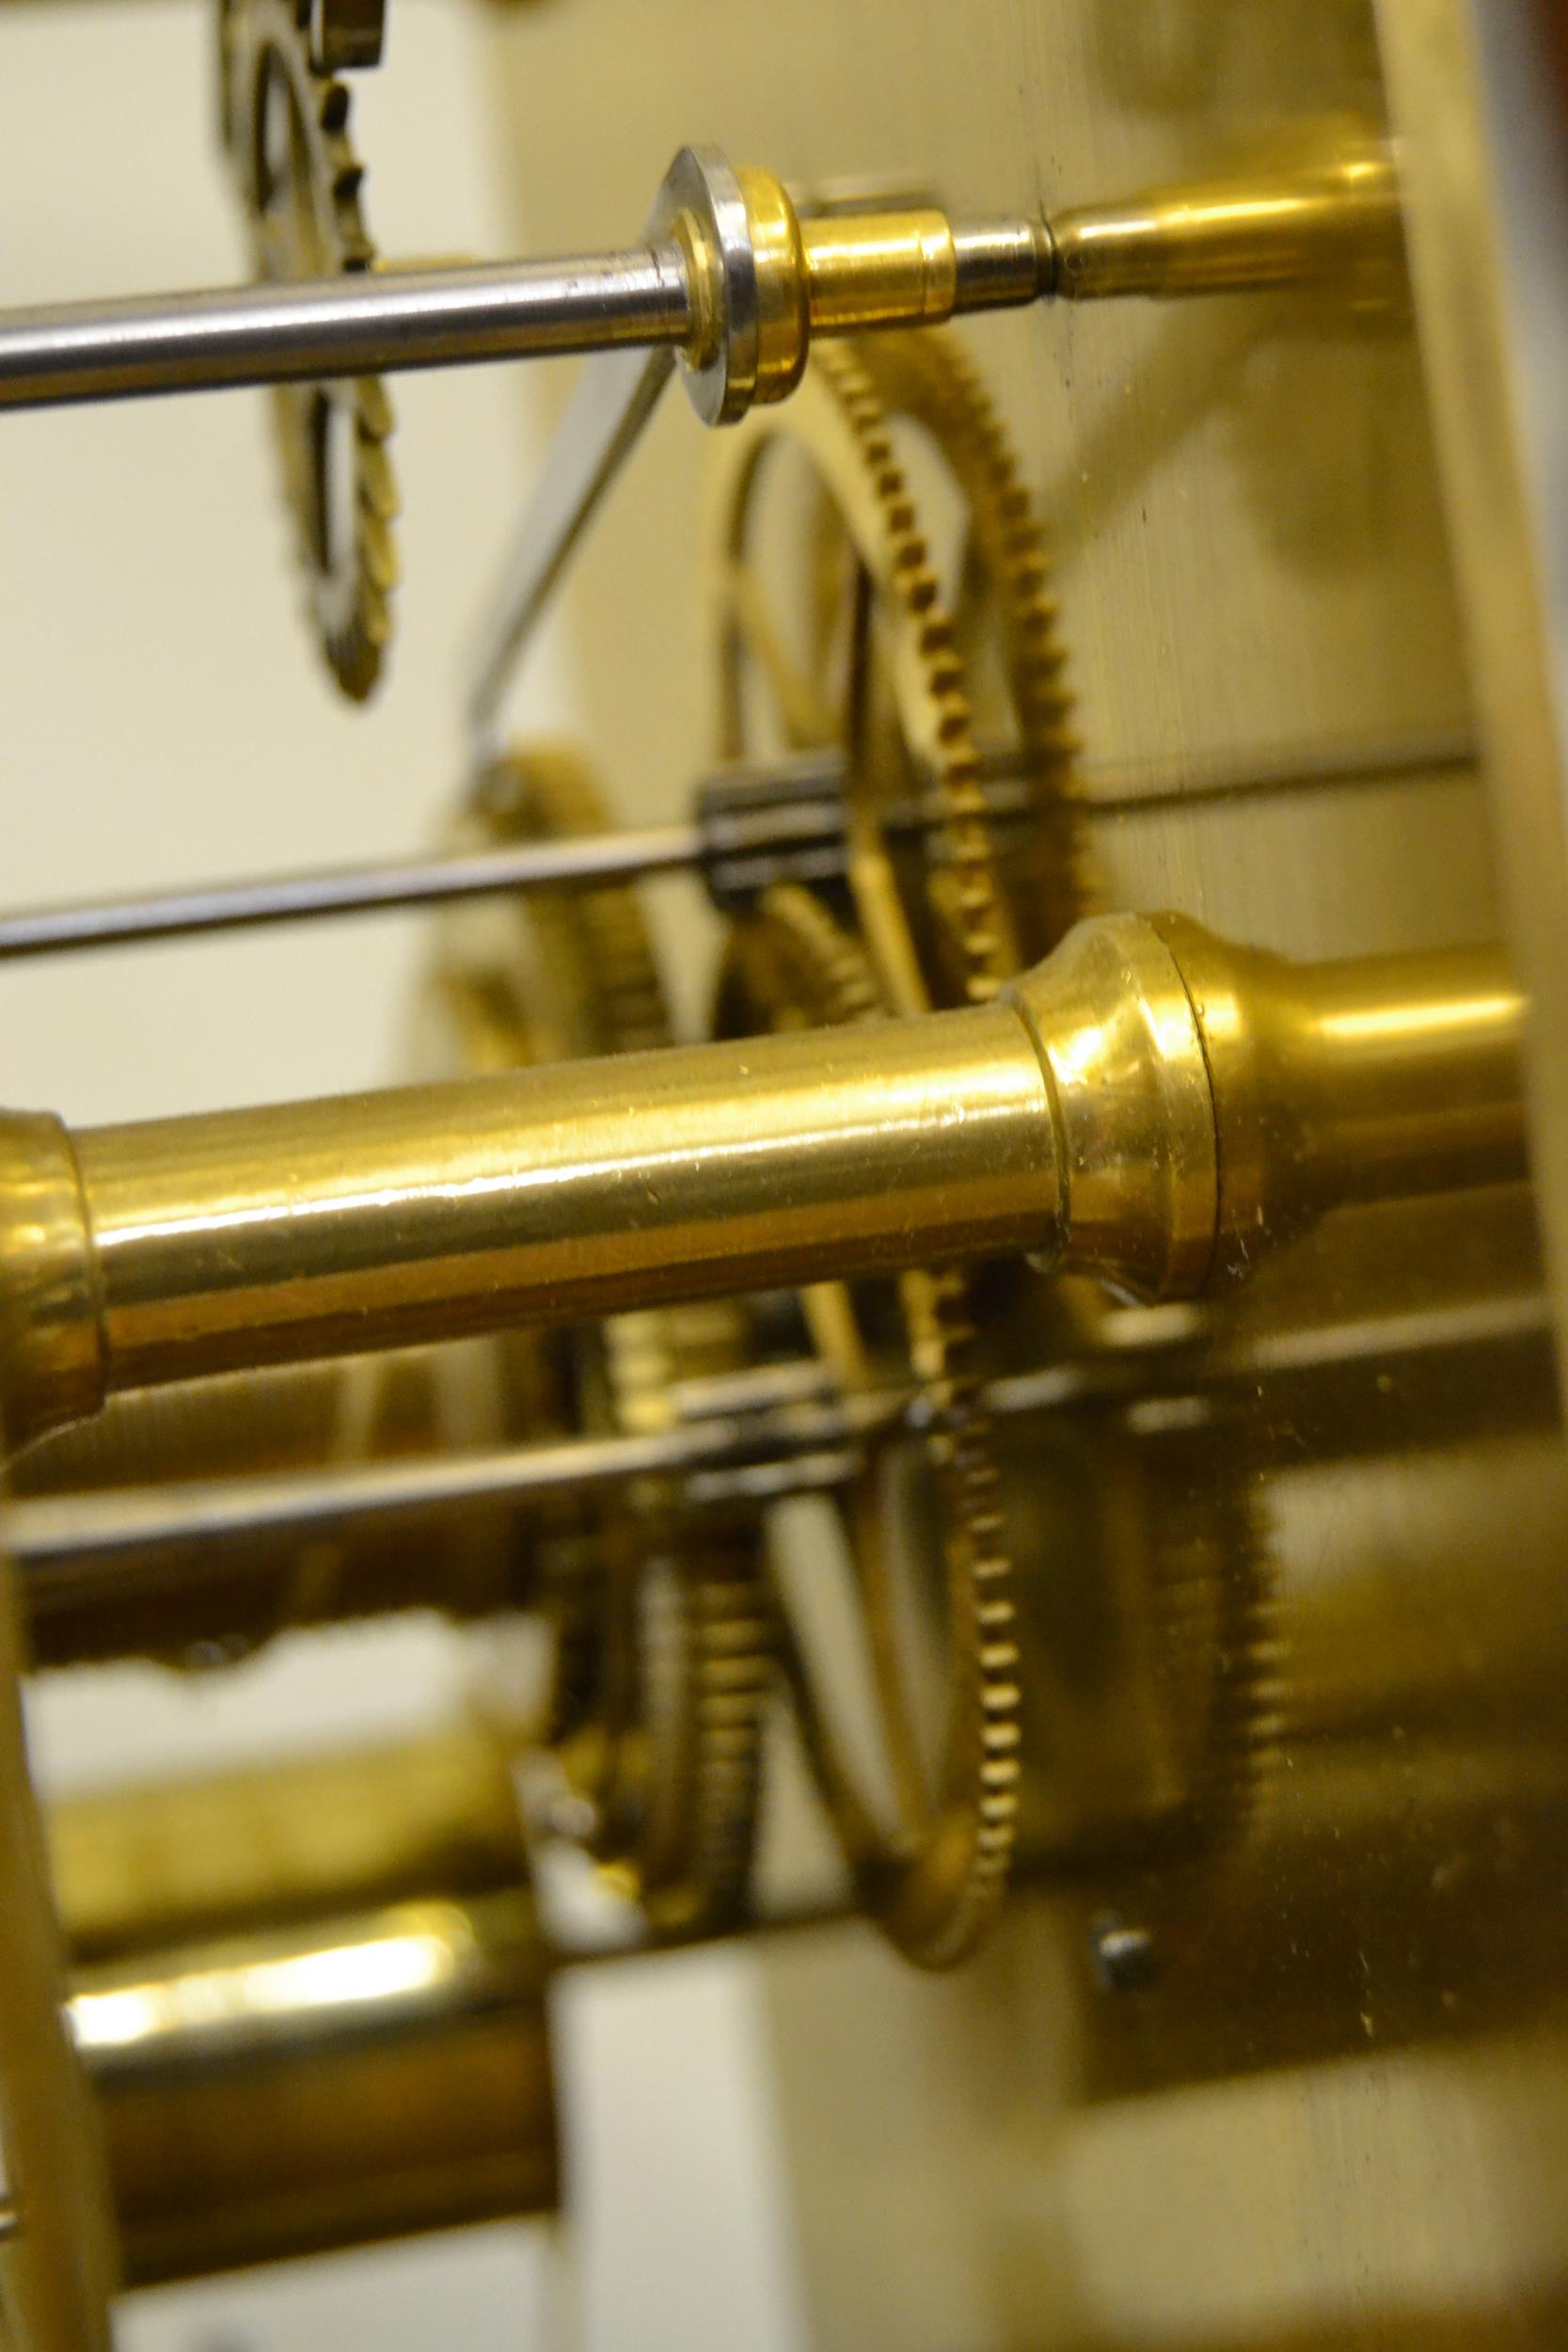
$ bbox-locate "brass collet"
[0,915,1524,1453]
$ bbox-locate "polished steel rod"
[11,1365,1146,1585]
[0,736,1473,963]
[8,1295,1546,1583]
[8,1406,885,1582]
[0,825,702,959]
[0,247,691,410]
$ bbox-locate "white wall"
[0,5,801,2345]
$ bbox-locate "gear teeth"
[327,623,379,703]
[736,883,887,1028]
[223,0,398,699]
[356,377,395,440]
[467,750,770,1936]
[359,596,393,653]
[856,328,1089,955]
[357,436,399,519]
[726,886,1021,1967]
[812,336,1019,1004]
[359,512,400,595]
[1148,1453,1278,1850]
[707,326,1093,1966]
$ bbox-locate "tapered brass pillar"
[0,915,1528,1453]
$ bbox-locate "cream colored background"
[0,2,801,2344]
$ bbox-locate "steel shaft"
[0,248,692,410]
[0,140,1402,416]
[9,1295,1548,1601]
[0,734,1471,963]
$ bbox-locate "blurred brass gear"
[620,1541,775,1930]
[434,746,771,1934]
[721,883,1022,1967]
[721,874,882,1032]
[563,1300,772,1936]
[222,0,397,699]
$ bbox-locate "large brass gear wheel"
[722,884,1020,1966]
[849,330,1086,961]
[710,328,1087,994]
[706,332,1085,1964]
[425,745,772,1937]
[220,0,397,699]
[712,337,1013,1009]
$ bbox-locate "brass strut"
[0,915,1525,1453]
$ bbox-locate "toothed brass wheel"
[708,329,1088,1001]
[221,0,397,699]
[705,332,1085,1963]
[420,745,772,1937]
[849,330,1086,961]
[720,882,1020,1967]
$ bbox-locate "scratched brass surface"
[481,4,1568,2346]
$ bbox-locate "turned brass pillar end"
[1005,915,1218,1303]
[0,1111,105,1454]
[1006,905,1526,1302]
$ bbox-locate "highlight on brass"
[1,0,1566,2346]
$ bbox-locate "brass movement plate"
[482,3,1568,2345]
